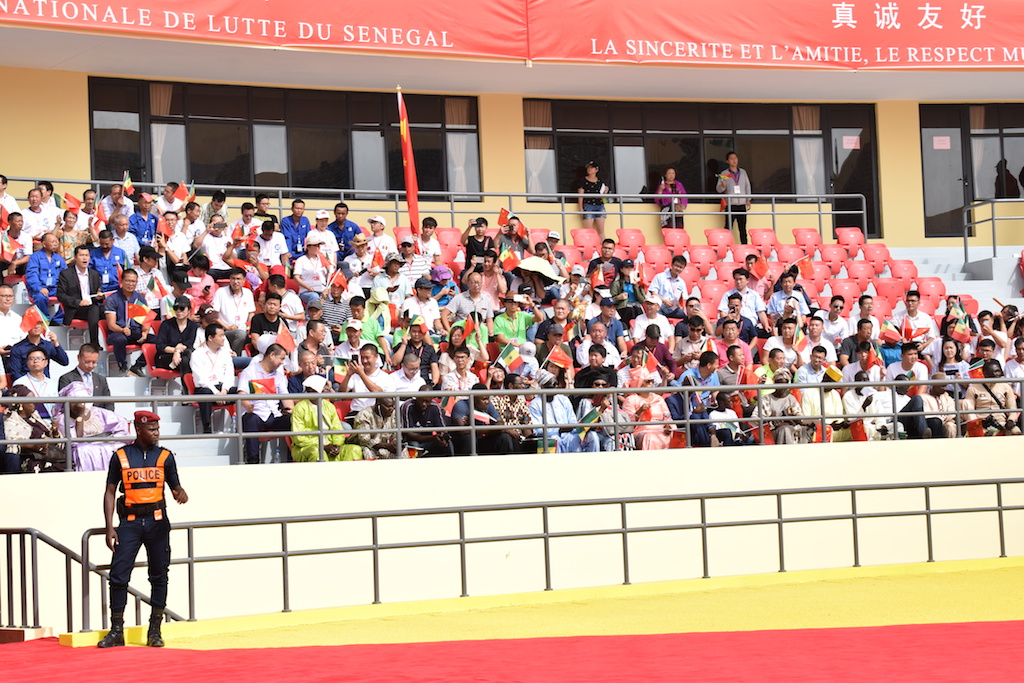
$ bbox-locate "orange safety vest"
[117,447,170,507]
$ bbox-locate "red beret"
[134,410,161,424]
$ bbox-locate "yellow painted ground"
[146,557,1024,651]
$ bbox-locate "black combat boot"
[146,612,165,647]
[97,613,125,648]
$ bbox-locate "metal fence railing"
[962,198,1024,263]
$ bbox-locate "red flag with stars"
[497,208,510,226]
[157,213,173,238]
[248,378,277,395]
[63,193,81,214]
[0,206,7,231]
[371,248,385,271]
[397,89,420,233]
[173,182,188,202]
[275,326,297,354]
[545,344,573,370]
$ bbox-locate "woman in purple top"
[656,167,688,229]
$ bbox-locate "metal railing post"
[924,486,934,562]
[776,493,786,573]
[280,522,290,613]
[620,501,630,586]
[542,506,552,591]
[458,511,468,598]
[850,490,860,568]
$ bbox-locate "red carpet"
[6,621,1022,682]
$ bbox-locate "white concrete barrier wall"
[1,438,1022,631]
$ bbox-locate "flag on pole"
[173,182,188,202]
[497,208,510,226]
[397,88,420,233]
[248,378,277,395]
[497,343,525,372]
[750,255,769,280]
[126,302,149,321]
[157,213,173,238]
[879,320,902,344]
[122,170,134,196]
[440,394,457,417]
[544,344,573,370]
[589,265,604,291]
[462,314,477,341]
[899,316,928,341]
[185,180,196,203]
[94,201,108,228]
[329,269,348,289]
[0,206,7,230]
[20,305,48,333]
[371,248,385,271]
[276,326,297,354]
[790,255,814,279]
[0,232,21,262]
[63,193,82,214]
[499,247,520,272]
[968,359,985,379]
[147,276,168,298]
[950,319,971,344]
[332,356,349,378]
[794,327,808,353]
[866,342,884,369]
[576,407,602,437]
[643,349,659,374]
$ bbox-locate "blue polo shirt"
[328,219,361,259]
[280,215,311,259]
[90,246,129,292]
[105,288,148,329]
[587,315,625,344]
[129,212,158,246]
[25,249,65,295]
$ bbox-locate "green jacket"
[609,276,646,310]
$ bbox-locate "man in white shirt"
[391,352,427,394]
[841,341,883,384]
[401,278,442,332]
[238,341,293,463]
[343,233,375,295]
[267,273,304,335]
[0,174,19,215]
[763,318,802,373]
[0,283,24,372]
[814,295,850,349]
[851,294,881,339]
[155,182,184,215]
[648,255,692,318]
[339,344,394,414]
[195,215,238,279]
[801,316,837,364]
[884,342,930,382]
[717,268,770,332]
[893,290,939,363]
[99,183,133,220]
[416,218,444,266]
[211,267,256,355]
[20,188,56,240]
[366,215,397,260]
[1005,336,1024,381]
[576,320,621,367]
[191,322,237,433]
[630,296,673,344]
[767,271,810,325]
[232,202,263,243]
[252,221,289,270]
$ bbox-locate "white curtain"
[794,138,824,196]
[447,132,468,193]
[525,136,551,194]
[149,84,173,184]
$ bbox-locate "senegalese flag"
[562,318,578,342]
[791,254,814,279]
[0,232,21,261]
[545,344,573,370]
[63,193,81,214]
[248,378,277,395]
[499,247,520,272]
[794,326,808,353]
[497,343,525,372]
[410,315,429,335]
[968,359,986,379]
[276,326,297,354]
[576,407,602,437]
[19,304,48,333]
[879,319,902,344]
[147,275,168,299]
[122,170,134,196]
[332,356,349,377]
[440,394,457,417]
[173,182,188,202]
[701,336,716,355]
[185,180,196,203]
[950,319,972,344]
[397,89,420,233]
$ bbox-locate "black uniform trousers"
[108,512,172,613]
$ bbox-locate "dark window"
[556,135,611,194]
[735,137,792,194]
[187,84,248,119]
[252,89,286,122]
[289,127,349,189]
[90,81,143,183]
[188,122,251,186]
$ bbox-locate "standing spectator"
[237,342,292,463]
[656,166,688,228]
[56,244,103,345]
[416,217,444,266]
[279,199,310,260]
[90,230,129,293]
[129,193,157,246]
[577,161,609,239]
[198,190,229,227]
[460,217,493,268]
[254,194,277,225]
[26,233,66,323]
[327,202,360,258]
[104,269,151,376]
[716,151,752,244]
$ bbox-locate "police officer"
[97,410,188,648]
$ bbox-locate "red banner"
[3,0,1024,69]
[0,0,527,60]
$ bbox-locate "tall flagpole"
[397,86,420,234]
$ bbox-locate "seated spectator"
[104,268,152,376]
[800,374,848,442]
[339,344,394,416]
[491,373,535,451]
[894,290,939,362]
[402,277,445,335]
[5,385,58,473]
[758,348,787,384]
[110,214,140,266]
[129,192,157,246]
[53,382,131,472]
[529,372,599,453]
[1,212,32,277]
[576,379,629,451]
[796,346,829,384]
[21,188,57,240]
[25,232,66,323]
[715,292,758,345]
[237,342,292,464]
[838,319,875,367]
[185,254,217,311]
[374,253,408,307]
[716,344,752,416]
[841,341,883,384]
[718,268,770,333]
[57,344,111,409]
[634,323,676,376]
[587,239,622,290]
[154,296,199,374]
[291,374,358,461]
[648,255,692,318]
[766,271,809,326]
[864,374,930,440]
[398,236,432,291]
[352,397,401,459]
[14,346,57,418]
[294,319,332,372]
[191,323,237,433]
[630,296,673,346]
[763,318,802,373]
[588,297,628,355]
[754,368,810,444]
[211,267,256,356]
[441,346,477,397]
[621,373,675,450]
[516,342,539,383]
[391,320,440,386]
[672,315,712,374]
[972,338,1002,370]
[842,371,875,425]
[707,394,744,446]
[1006,336,1024,383]
[392,352,428,394]
[884,342,929,382]
[90,230,128,293]
[451,383,518,456]
[609,259,645,326]
[364,287,396,351]
[444,270,493,334]
[743,253,773,301]
[802,316,837,364]
[430,265,458,309]
[921,375,957,438]
[713,319,753,369]
[252,220,290,271]
[672,298,713,345]
[293,233,330,306]
[937,338,971,397]
[964,360,1021,436]
[248,291,285,348]
[670,350,721,446]
[493,293,542,347]
[288,350,321,394]
[334,318,366,365]
[816,295,851,349]
[576,321,621,368]
[57,209,91,262]
[135,246,170,314]
[9,318,68,381]
[400,388,453,458]
[155,182,184,215]
[99,183,133,221]
[56,244,103,346]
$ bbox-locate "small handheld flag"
[122,171,134,196]
[185,180,196,203]
[544,344,573,370]
[20,305,48,333]
[499,248,520,272]
[575,407,602,437]
[173,182,188,202]
[497,343,525,372]
[968,359,985,379]
[248,378,277,395]
[790,255,814,279]
[63,193,82,214]
[276,326,297,354]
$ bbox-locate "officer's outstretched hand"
[173,487,189,505]
[105,528,118,551]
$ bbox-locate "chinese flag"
[668,430,687,449]
[157,213,173,238]
[850,419,868,442]
[371,248,385,270]
[173,182,188,202]
[965,418,985,438]
[127,302,152,323]
[63,193,81,214]
[0,206,7,230]
[751,255,769,280]
[20,304,47,333]
[248,378,277,395]
[397,89,420,233]
[94,201,108,227]
[866,343,883,369]
[643,349,659,373]
[275,326,297,354]
[231,259,252,271]
[318,251,332,269]
[497,207,510,226]
[514,217,528,241]
[462,314,477,341]
[589,266,603,291]
[637,263,652,292]
[329,269,347,289]
[791,255,814,279]
[545,344,573,370]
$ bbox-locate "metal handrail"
[5,175,867,241]
[68,475,1024,630]
[961,197,1024,263]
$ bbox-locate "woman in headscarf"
[290,374,360,462]
[364,286,395,339]
[53,381,132,472]
[753,368,809,444]
[621,370,675,450]
[528,370,599,453]
[5,385,56,472]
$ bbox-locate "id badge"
[733,186,741,194]
[102,271,109,285]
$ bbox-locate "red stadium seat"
[703,228,735,260]
[861,243,892,275]
[715,261,742,280]
[869,296,892,318]
[529,229,550,250]
[484,227,500,242]
[836,227,866,258]
[642,245,674,273]
[916,277,946,300]
[957,294,979,317]
[775,244,805,265]
[142,342,179,381]
[889,260,919,289]
[766,262,787,281]
[558,245,583,268]
[616,229,646,260]
[799,279,820,298]
[819,244,849,275]
[792,228,823,257]
[748,229,780,257]
[810,262,833,287]
[731,243,760,264]
[571,228,602,257]
[681,265,700,292]
[872,277,905,307]
[393,227,413,243]
[917,297,937,315]
[829,279,863,305]
[661,228,691,257]
[698,280,732,305]
[845,261,876,290]
[435,227,462,249]
[613,247,630,261]
[686,245,717,277]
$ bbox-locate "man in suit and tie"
[58,343,113,411]
[57,244,104,347]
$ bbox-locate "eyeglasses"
[592,382,609,387]
[173,305,188,311]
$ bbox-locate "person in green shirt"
[349,295,389,365]
[493,293,543,347]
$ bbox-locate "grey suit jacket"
[57,367,113,411]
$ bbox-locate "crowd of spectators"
[0,175,1020,472]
